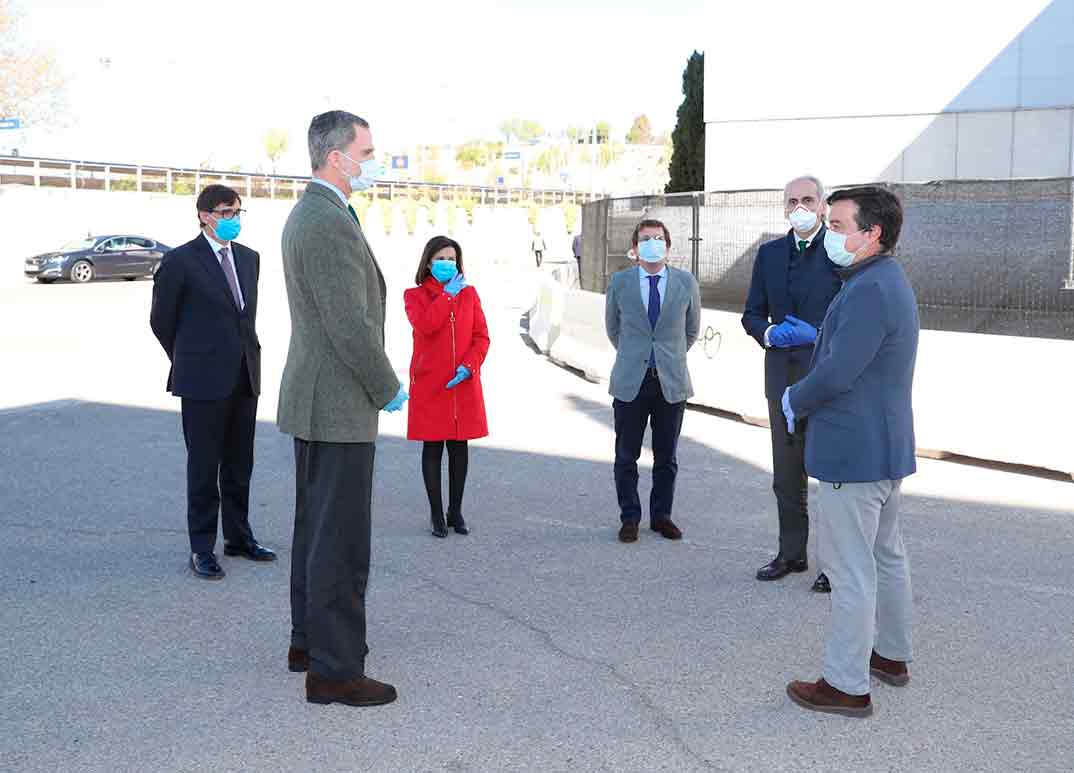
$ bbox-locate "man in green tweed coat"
[278,110,408,708]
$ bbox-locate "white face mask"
[788,206,818,233]
[339,152,380,192]
[823,229,859,267]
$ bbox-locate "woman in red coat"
[404,236,490,538]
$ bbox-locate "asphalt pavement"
[1,252,1072,772]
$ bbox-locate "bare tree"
[0,1,66,127]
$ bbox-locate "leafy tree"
[666,50,705,193]
[518,119,544,143]
[626,114,653,145]
[595,121,611,144]
[455,141,488,169]
[0,0,66,127]
[263,128,289,174]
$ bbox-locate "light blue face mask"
[637,238,667,263]
[430,259,458,283]
[214,216,241,242]
[340,152,380,192]
[823,228,861,267]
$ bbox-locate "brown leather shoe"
[786,678,872,718]
[306,672,397,707]
[870,651,910,686]
[650,519,683,540]
[288,646,309,673]
[618,522,639,543]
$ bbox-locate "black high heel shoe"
[446,512,468,535]
[431,512,448,538]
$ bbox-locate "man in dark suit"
[783,186,918,717]
[150,184,275,580]
[742,175,842,592]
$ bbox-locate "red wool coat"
[404,276,490,441]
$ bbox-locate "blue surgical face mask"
[637,238,667,263]
[214,216,241,242]
[340,152,380,192]
[823,229,857,267]
[430,259,458,283]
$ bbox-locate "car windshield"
[58,237,98,252]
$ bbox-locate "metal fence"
[580,178,1074,340]
[0,154,596,207]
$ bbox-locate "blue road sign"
[503,151,521,160]
[0,118,21,130]
[391,155,408,169]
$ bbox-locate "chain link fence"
[580,178,1074,340]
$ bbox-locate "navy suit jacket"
[741,227,842,399]
[788,255,919,484]
[150,232,261,400]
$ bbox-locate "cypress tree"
[665,51,705,193]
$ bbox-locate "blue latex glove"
[783,315,818,346]
[768,323,792,348]
[444,273,468,297]
[383,385,408,413]
[445,365,471,389]
[781,387,796,434]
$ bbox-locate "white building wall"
[703,0,1073,189]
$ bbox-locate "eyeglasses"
[210,208,246,220]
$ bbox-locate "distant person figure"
[783,187,918,718]
[604,219,701,543]
[278,110,407,708]
[572,232,583,274]
[742,175,842,594]
[404,236,490,538]
[532,231,547,267]
[150,184,275,580]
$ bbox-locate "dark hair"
[415,235,464,285]
[196,184,241,227]
[827,186,903,252]
[631,218,672,251]
[308,110,370,171]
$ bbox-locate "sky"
[13,0,707,174]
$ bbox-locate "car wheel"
[70,260,95,283]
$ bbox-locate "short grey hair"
[784,175,825,202]
[308,110,370,171]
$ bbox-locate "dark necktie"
[798,239,809,253]
[219,246,244,310]
[347,204,360,225]
[648,274,661,367]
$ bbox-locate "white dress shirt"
[203,230,245,309]
[638,264,668,312]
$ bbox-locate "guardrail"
[0,155,596,207]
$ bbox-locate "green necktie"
[347,204,360,225]
[798,239,809,253]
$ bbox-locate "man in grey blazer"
[781,187,918,718]
[278,110,408,708]
[605,219,701,543]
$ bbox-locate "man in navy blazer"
[742,175,841,591]
[150,184,275,580]
[783,186,918,718]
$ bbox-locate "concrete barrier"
[533,283,1074,478]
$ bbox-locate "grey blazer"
[605,266,701,403]
[277,182,400,443]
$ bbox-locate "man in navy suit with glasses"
[151,184,275,580]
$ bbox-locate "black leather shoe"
[812,572,831,593]
[224,541,277,562]
[756,557,808,581]
[446,512,469,535]
[191,552,225,580]
[431,513,448,538]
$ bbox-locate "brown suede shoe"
[870,651,910,686]
[288,646,309,673]
[306,672,397,707]
[650,519,683,540]
[786,678,872,718]
[618,522,639,543]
